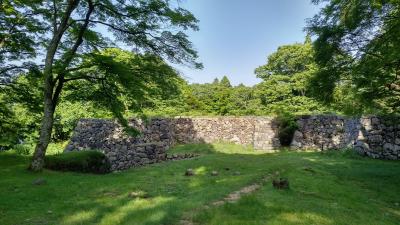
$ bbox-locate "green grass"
[45,150,111,174]
[0,143,399,225]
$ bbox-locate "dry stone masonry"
[292,115,400,160]
[172,117,280,150]
[66,117,280,170]
[65,119,173,170]
[291,115,359,150]
[66,115,399,170]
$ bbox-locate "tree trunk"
[28,0,79,171]
[29,80,55,171]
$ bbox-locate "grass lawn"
[0,143,399,225]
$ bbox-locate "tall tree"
[0,0,201,171]
[220,75,232,88]
[228,84,261,115]
[307,0,400,112]
[255,37,325,114]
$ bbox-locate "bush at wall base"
[45,150,111,174]
[276,112,298,146]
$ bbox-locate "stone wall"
[354,116,400,160]
[291,115,400,160]
[66,117,281,170]
[66,115,399,171]
[65,119,173,171]
[171,117,280,150]
[291,115,359,150]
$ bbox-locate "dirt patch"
[213,183,261,206]
[211,173,273,206]
[180,219,194,225]
[180,172,278,225]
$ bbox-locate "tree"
[307,0,400,112]
[188,77,234,115]
[0,100,19,148]
[190,81,220,114]
[0,0,201,171]
[220,75,232,88]
[228,84,262,115]
[255,37,326,114]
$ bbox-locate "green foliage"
[0,0,42,77]
[1,0,202,170]
[13,144,33,156]
[2,48,185,143]
[307,0,400,113]
[228,84,262,115]
[255,36,314,78]
[255,37,329,115]
[10,141,67,156]
[53,102,111,141]
[45,151,111,174]
[0,99,20,147]
[188,80,233,115]
[62,48,184,136]
[1,0,202,75]
[157,77,264,116]
[0,71,44,145]
[275,110,299,146]
[220,76,232,88]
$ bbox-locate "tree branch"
[97,2,150,19]
[52,0,59,33]
[52,76,64,108]
[64,75,105,82]
[43,0,80,87]
[58,0,95,72]
[65,64,92,72]
[87,20,142,36]
[0,65,32,76]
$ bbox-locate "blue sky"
[174,0,322,86]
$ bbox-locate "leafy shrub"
[52,102,111,141]
[13,143,34,155]
[46,141,68,155]
[45,151,111,174]
[276,111,299,146]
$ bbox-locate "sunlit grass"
[0,143,399,225]
[170,142,264,155]
[62,210,97,225]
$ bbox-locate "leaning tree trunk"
[29,80,55,171]
[28,0,79,171]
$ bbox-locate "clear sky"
[174,0,322,86]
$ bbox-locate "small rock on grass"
[272,178,289,189]
[211,171,219,176]
[32,178,47,185]
[128,191,149,199]
[303,166,316,173]
[185,168,194,176]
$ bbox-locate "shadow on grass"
[0,144,399,225]
[191,148,400,225]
